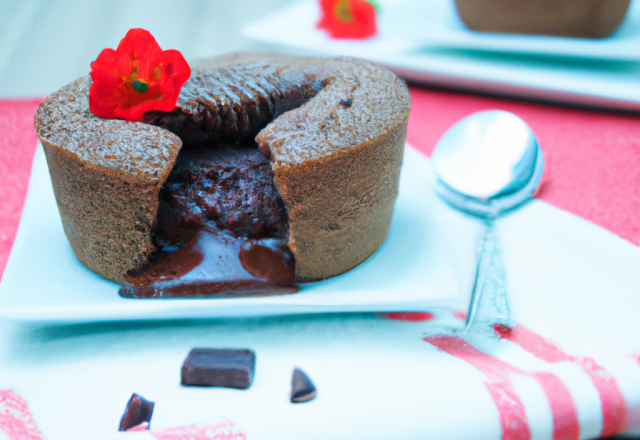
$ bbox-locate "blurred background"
[5,0,640,111]
[2,0,639,110]
[0,0,297,97]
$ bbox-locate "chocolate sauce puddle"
[119,143,299,299]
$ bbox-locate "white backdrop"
[0,0,296,98]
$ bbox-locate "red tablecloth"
[1,90,639,279]
[0,99,42,278]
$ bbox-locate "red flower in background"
[317,0,377,39]
[89,28,190,122]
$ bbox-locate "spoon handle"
[462,221,512,335]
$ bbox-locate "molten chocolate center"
[120,143,298,298]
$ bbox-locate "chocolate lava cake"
[454,0,630,38]
[34,53,411,297]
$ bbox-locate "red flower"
[89,28,190,122]
[317,0,377,39]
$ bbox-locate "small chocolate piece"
[290,368,316,403]
[181,349,255,389]
[118,393,155,432]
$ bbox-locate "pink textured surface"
[0,390,45,440]
[406,88,640,246]
[0,99,42,279]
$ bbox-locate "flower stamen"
[132,79,149,94]
[335,0,355,23]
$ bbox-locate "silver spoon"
[431,110,544,335]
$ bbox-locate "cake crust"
[35,53,411,284]
[36,77,182,283]
[269,121,407,280]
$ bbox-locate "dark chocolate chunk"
[118,393,155,431]
[181,348,255,389]
[290,368,316,403]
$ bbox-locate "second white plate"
[416,0,640,61]
[243,0,640,111]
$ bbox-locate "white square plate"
[0,144,468,324]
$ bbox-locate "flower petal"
[89,28,190,122]
[317,0,377,39]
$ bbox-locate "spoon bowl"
[432,110,543,218]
